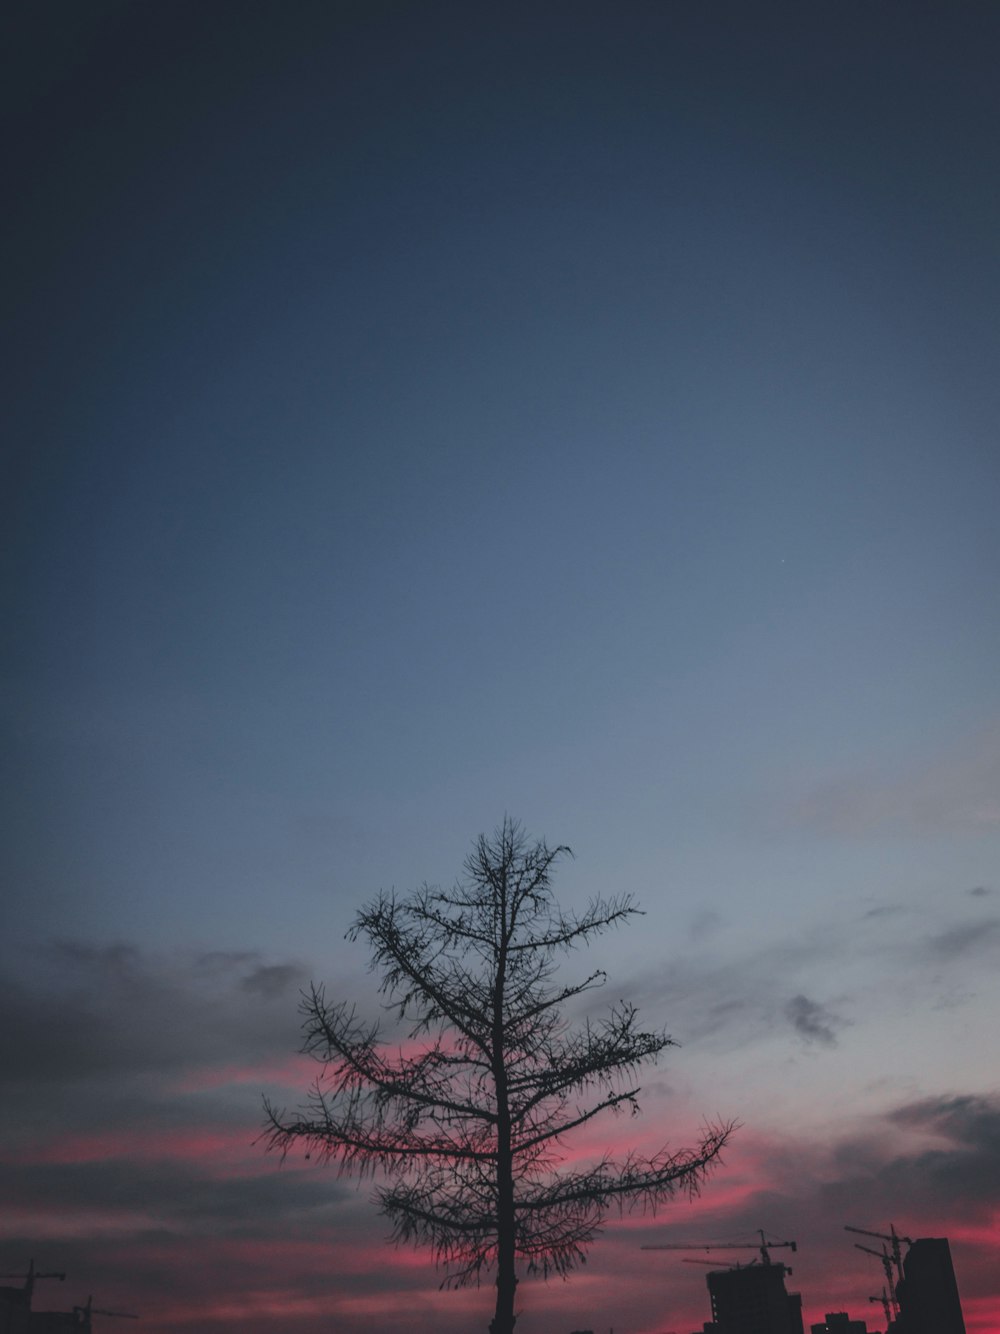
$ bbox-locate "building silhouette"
[0,1299,83,1334]
[811,1315,867,1334]
[0,1283,30,1334]
[893,1238,966,1334]
[690,1262,804,1334]
[0,1262,66,1334]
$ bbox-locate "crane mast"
[869,1288,893,1329]
[845,1223,912,1284]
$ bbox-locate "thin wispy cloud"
[863,903,904,919]
[785,725,1000,838]
[924,918,1000,961]
[625,927,854,1053]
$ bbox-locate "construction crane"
[0,1259,66,1303]
[642,1229,797,1270]
[869,1288,893,1331]
[73,1296,139,1328]
[845,1224,912,1284]
[848,1243,906,1317]
[853,1245,899,1319]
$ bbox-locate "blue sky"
[3,4,999,1330]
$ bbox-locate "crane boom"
[0,1260,66,1304]
[845,1224,913,1246]
[75,1296,139,1322]
[643,1243,765,1251]
[642,1230,796,1266]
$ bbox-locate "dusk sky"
[3,3,999,1331]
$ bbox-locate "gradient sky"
[3,3,999,1332]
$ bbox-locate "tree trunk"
[489,1130,517,1334]
[490,1266,517,1334]
[490,880,517,1334]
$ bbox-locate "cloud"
[621,923,856,1054]
[242,963,303,999]
[785,994,841,1046]
[806,1095,1000,1247]
[925,918,1000,961]
[0,1153,350,1238]
[887,1095,1000,1179]
[622,882,1000,1071]
[0,943,309,1089]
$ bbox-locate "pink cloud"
[963,1294,1000,1334]
[14,1125,260,1170]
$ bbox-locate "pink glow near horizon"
[8,1081,994,1332]
[9,1189,995,1332]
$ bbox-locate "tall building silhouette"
[894,1238,966,1334]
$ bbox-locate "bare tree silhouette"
[263,817,732,1334]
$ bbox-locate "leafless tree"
[263,817,732,1334]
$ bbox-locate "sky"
[2,1,999,1330]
